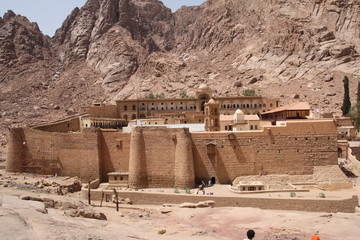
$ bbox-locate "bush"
[174,187,179,193]
[180,91,191,98]
[146,92,165,99]
[290,192,296,198]
[185,188,191,194]
[243,89,257,96]
[158,229,166,235]
[319,192,326,198]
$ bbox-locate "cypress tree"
[355,81,360,131]
[341,76,351,116]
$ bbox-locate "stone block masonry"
[7,120,339,187]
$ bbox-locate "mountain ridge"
[0,0,359,145]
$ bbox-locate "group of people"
[243,229,320,239]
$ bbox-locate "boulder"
[163,203,175,207]
[324,74,333,82]
[64,208,107,220]
[234,81,243,87]
[180,202,197,208]
[318,31,335,42]
[329,44,355,58]
[66,107,75,115]
[160,209,172,214]
[290,94,300,99]
[55,201,79,210]
[19,195,31,200]
[196,200,216,208]
[124,198,133,205]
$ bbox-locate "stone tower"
[6,128,26,173]
[128,127,148,189]
[174,128,195,188]
[204,99,220,131]
[196,84,212,112]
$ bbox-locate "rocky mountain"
[0,0,360,145]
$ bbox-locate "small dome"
[234,109,245,122]
[235,109,244,114]
[198,84,210,90]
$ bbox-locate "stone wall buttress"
[174,128,195,188]
[80,129,102,181]
[6,128,26,172]
[129,127,148,189]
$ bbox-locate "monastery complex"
[5,85,355,193]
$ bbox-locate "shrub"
[243,89,257,96]
[290,192,296,198]
[158,229,166,235]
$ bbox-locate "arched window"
[124,105,128,111]
[270,103,273,107]
[124,114,128,120]
[131,114,136,120]
[254,104,257,108]
[246,104,250,108]
[132,105,136,111]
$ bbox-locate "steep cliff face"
[0,10,54,145]
[54,0,174,93]
[1,0,360,145]
[166,0,360,111]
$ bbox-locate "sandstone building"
[82,85,279,124]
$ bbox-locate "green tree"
[180,91,190,98]
[243,89,257,96]
[351,82,360,131]
[146,93,155,99]
[341,76,351,116]
[145,92,165,99]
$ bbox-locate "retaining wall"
[81,188,359,213]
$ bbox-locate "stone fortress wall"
[6,119,339,189]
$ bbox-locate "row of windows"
[123,103,275,111]
[221,103,273,109]
[123,105,196,111]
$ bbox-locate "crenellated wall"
[6,120,339,187]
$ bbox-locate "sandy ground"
[1,168,360,240]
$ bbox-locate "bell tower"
[196,84,212,112]
[204,99,220,131]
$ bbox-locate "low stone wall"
[82,188,358,213]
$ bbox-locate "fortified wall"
[6,120,338,188]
